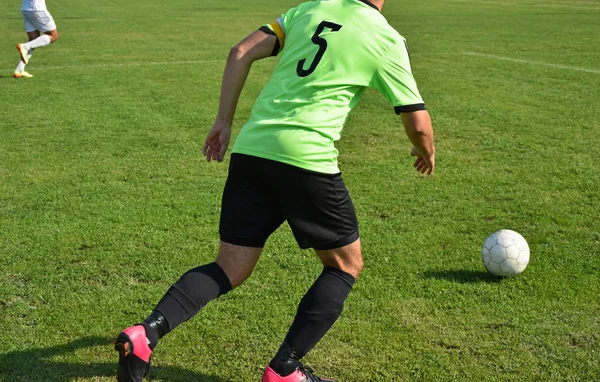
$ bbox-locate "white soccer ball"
[482,229,530,277]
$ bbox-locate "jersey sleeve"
[370,40,426,114]
[258,6,299,56]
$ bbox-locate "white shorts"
[22,10,57,33]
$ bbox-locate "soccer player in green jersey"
[114,0,435,381]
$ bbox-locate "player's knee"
[355,255,364,273]
[229,45,245,61]
[321,253,363,279]
[348,255,364,277]
[49,30,58,42]
[317,241,363,278]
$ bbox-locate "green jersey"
[232,0,425,174]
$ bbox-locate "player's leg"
[45,28,59,43]
[15,10,39,74]
[115,242,259,382]
[139,154,284,341]
[17,10,58,66]
[14,31,39,77]
[291,239,363,354]
[266,240,363,382]
[262,162,362,381]
[19,28,58,52]
[143,241,262,344]
[114,153,284,381]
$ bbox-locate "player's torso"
[234,0,400,173]
[21,0,47,11]
[279,0,393,88]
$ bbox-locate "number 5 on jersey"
[297,21,343,77]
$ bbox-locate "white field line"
[4,54,599,75]
[461,52,600,74]
[1,59,225,73]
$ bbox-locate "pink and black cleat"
[262,364,335,382]
[114,325,152,382]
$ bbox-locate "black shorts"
[219,154,359,250]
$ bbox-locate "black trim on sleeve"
[259,26,275,36]
[358,0,380,11]
[258,26,280,57]
[394,104,427,114]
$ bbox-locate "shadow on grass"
[0,336,228,381]
[422,269,503,283]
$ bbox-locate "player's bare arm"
[203,31,278,162]
[401,110,435,175]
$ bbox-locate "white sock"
[23,35,51,50]
[15,49,33,72]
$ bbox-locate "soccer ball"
[482,229,530,277]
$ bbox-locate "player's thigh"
[219,154,285,248]
[25,10,57,34]
[271,165,360,250]
[22,11,38,33]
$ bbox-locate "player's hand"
[411,146,435,175]
[203,120,231,162]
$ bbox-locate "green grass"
[1,0,599,380]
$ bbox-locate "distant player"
[14,0,59,78]
[114,0,435,381]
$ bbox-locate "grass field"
[1,0,599,381]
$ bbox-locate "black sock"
[270,267,355,376]
[142,311,167,349]
[143,262,232,347]
[269,342,303,377]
